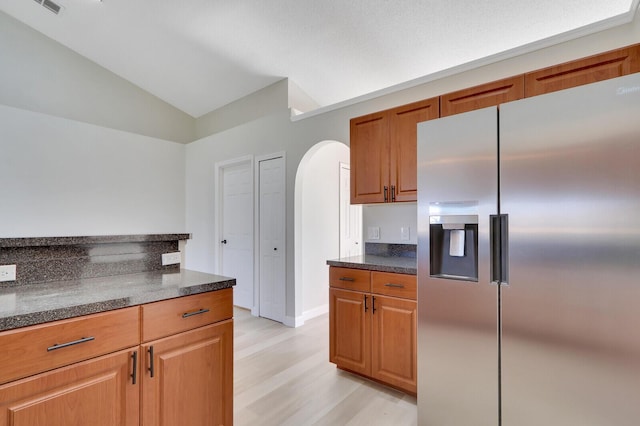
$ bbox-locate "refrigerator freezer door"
[417,107,498,425]
[500,73,640,425]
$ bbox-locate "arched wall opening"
[294,140,351,324]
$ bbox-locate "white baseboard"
[283,304,329,328]
[283,315,303,328]
[303,304,328,321]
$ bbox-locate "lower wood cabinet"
[329,288,371,376]
[0,348,139,426]
[141,320,233,426]
[371,295,417,393]
[329,267,417,395]
[0,288,234,426]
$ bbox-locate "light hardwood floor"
[234,307,418,426]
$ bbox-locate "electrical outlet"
[401,226,410,241]
[0,265,17,282]
[368,226,380,240]
[161,252,181,266]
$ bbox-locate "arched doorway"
[294,140,361,324]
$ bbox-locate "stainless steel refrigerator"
[416,73,640,425]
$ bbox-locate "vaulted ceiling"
[1,0,637,117]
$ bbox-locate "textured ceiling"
[0,0,637,117]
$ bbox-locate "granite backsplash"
[0,234,190,286]
[365,242,416,258]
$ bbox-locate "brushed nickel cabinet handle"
[384,283,405,288]
[364,295,368,312]
[182,308,210,318]
[372,296,377,314]
[339,277,355,282]
[47,336,95,352]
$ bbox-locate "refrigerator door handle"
[490,214,509,286]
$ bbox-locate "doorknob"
[221,239,227,244]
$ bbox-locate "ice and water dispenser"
[429,202,478,282]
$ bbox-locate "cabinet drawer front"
[141,289,233,342]
[329,267,371,292]
[371,272,416,300]
[0,307,139,385]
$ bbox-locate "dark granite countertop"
[0,269,235,332]
[0,233,191,248]
[327,255,416,275]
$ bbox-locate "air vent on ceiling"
[42,0,62,14]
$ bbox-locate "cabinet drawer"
[372,272,416,300]
[0,307,139,385]
[329,267,371,292]
[141,289,233,342]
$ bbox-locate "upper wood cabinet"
[440,76,524,117]
[350,98,439,204]
[525,44,640,97]
[350,110,388,204]
[390,101,439,201]
[349,43,639,205]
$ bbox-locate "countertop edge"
[0,233,192,247]
[327,259,417,275]
[0,271,235,332]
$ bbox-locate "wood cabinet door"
[329,288,371,376]
[141,320,233,426]
[371,295,417,394]
[0,348,139,426]
[389,98,439,202]
[440,76,524,117]
[350,111,389,204]
[525,44,640,97]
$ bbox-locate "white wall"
[296,141,350,319]
[185,85,354,325]
[195,80,290,139]
[0,105,186,237]
[363,203,418,244]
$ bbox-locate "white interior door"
[339,163,362,258]
[258,155,285,323]
[220,160,253,309]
